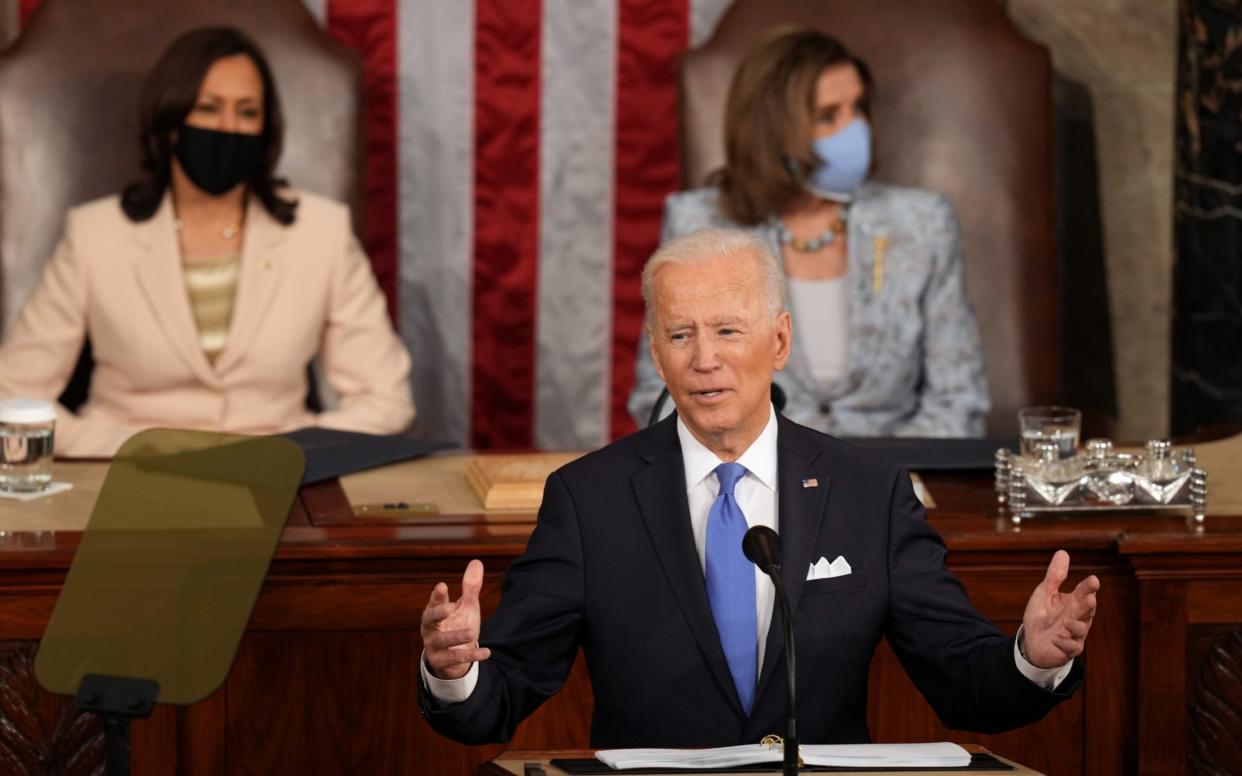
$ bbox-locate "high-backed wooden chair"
[682,0,1057,435]
[0,0,364,338]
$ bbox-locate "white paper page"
[595,744,778,770]
[802,742,971,767]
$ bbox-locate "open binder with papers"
[595,742,972,770]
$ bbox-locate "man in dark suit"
[419,228,1099,746]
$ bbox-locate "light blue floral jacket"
[628,183,990,437]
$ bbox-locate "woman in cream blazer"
[0,27,413,457]
[0,190,414,458]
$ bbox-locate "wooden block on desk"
[467,453,583,511]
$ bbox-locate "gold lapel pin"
[258,257,271,271]
[872,236,888,294]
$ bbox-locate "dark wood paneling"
[180,685,226,776]
[1138,580,1189,773]
[1123,529,1242,776]
[1082,568,1137,776]
[131,703,178,776]
[226,631,422,774]
[0,642,103,776]
[1187,627,1242,776]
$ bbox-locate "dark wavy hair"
[121,26,297,224]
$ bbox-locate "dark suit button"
[819,402,831,415]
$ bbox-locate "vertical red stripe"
[610,1,690,440]
[471,0,542,449]
[326,0,399,323]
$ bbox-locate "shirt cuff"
[419,650,479,704]
[1013,626,1074,691]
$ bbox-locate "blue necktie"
[705,462,757,715]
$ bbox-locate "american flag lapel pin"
[802,478,819,488]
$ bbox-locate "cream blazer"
[0,190,414,457]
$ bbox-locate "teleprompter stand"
[76,674,160,776]
[36,430,305,775]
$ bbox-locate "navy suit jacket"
[421,413,1080,746]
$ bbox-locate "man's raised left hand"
[1021,550,1100,669]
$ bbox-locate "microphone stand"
[764,562,798,776]
[744,526,797,776]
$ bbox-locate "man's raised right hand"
[421,559,492,680]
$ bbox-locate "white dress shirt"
[423,404,1071,703]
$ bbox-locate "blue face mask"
[803,118,871,202]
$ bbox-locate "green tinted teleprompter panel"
[36,429,304,704]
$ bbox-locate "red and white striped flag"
[311,0,734,450]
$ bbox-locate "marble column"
[1007,0,1177,440]
[1170,0,1242,434]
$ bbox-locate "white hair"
[640,228,786,327]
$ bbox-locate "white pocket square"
[807,555,852,581]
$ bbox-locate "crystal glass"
[0,399,56,493]
[1023,439,1087,505]
[1132,439,1193,504]
[1084,446,1137,506]
[1018,406,1081,459]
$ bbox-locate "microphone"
[743,526,797,776]
[646,383,787,428]
[742,525,781,574]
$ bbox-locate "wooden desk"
[1,450,1240,775]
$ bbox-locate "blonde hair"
[641,228,785,327]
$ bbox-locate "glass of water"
[1018,406,1081,460]
[0,399,56,493]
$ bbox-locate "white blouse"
[788,275,849,390]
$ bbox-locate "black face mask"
[174,125,264,196]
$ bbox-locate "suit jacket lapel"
[131,194,220,387]
[755,414,832,704]
[214,196,286,373]
[630,416,747,718]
